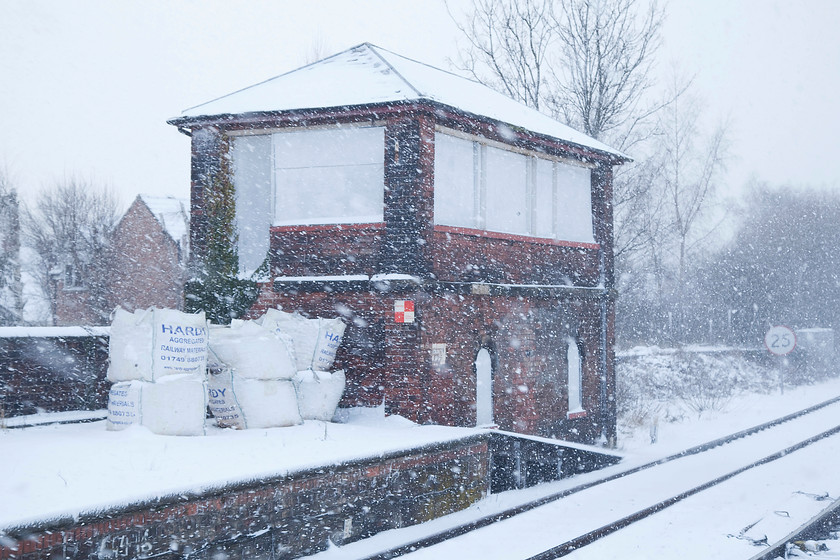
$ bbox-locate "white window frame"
[229,124,386,229]
[433,127,596,243]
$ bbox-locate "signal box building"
[169,44,627,445]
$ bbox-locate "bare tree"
[0,168,23,324]
[450,0,555,111]
[449,0,663,148]
[550,0,663,145]
[450,0,669,270]
[21,178,120,324]
[302,33,331,65]
[654,77,728,337]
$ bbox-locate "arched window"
[475,347,494,426]
[567,338,583,414]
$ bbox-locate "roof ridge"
[181,43,373,116]
[364,44,424,99]
[369,44,487,89]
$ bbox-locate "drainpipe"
[599,247,609,447]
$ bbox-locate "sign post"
[764,325,796,395]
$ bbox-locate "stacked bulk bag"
[106,307,209,435]
[209,320,296,380]
[258,308,346,371]
[257,309,348,423]
[206,320,301,429]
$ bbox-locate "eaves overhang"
[167,99,631,166]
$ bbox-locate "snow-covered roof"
[137,195,189,257]
[175,43,627,160]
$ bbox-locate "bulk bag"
[106,375,207,436]
[208,320,296,380]
[259,309,346,371]
[108,307,208,382]
[207,364,301,429]
[293,369,346,422]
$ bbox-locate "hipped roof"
[171,43,627,161]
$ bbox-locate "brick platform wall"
[0,332,109,417]
[0,436,489,560]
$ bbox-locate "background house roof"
[136,195,190,259]
[176,43,626,160]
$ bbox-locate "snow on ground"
[618,376,840,458]
[0,407,475,529]
[2,409,105,428]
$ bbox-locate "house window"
[63,264,85,289]
[433,130,595,243]
[485,145,528,234]
[273,126,385,226]
[433,132,478,228]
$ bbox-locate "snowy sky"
[1,0,838,210]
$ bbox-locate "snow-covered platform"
[0,409,620,559]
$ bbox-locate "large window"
[231,126,385,273]
[485,145,528,234]
[232,134,272,274]
[273,127,384,226]
[433,132,478,228]
[433,130,595,243]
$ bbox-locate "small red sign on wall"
[394,300,415,323]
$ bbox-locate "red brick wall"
[269,224,384,277]
[54,289,100,326]
[0,334,109,416]
[421,290,607,442]
[430,228,601,285]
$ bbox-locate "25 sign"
[764,325,797,356]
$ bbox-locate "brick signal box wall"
[185,104,619,446]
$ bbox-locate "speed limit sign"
[765,325,797,356]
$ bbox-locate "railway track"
[346,394,840,560]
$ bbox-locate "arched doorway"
[475,347,494,426]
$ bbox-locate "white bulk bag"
[106,380,142,431]
[259,309,346,371]
[141,374,207,436]
[208,320,296,380]
[293,369,346,422]
[208,369,301,429]
[207,360,245,430]
[152,308,209,379]
[106,375,207,436]
[107,307,208,382]
[107,308,154,382]
[312,318,347,372]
